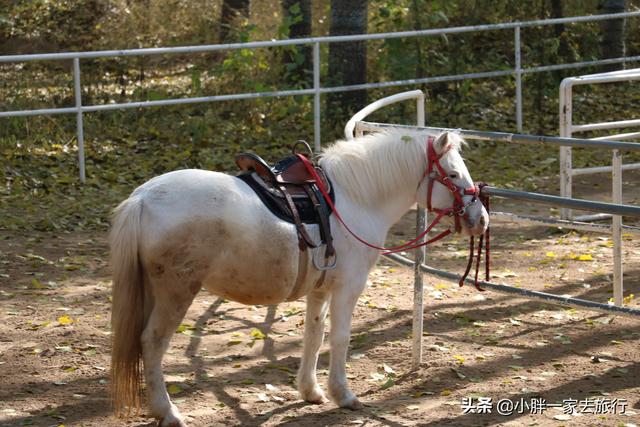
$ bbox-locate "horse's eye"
[449,173,458,179]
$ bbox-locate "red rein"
[296,136,490,291]
[459,184,490,291]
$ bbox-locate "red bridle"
[296,135,490,289]
[424,136,480,233]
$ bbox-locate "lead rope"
[458,183,490,290]
[295,153,454,254]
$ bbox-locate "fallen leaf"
[553,414,572,421]
[57,315,73,325]
[370,372,386,382]
[167,384,182,395]
[250,328,266,340]
[265,384,279,392]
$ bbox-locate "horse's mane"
[320,130,464,206]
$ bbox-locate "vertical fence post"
[514,25,523,133]
[73,57,86,183]
[612,149,623,306]
[412,92,426,369]
[559,80,573,219]
[313,42,321,153]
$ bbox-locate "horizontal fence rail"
[1,12,640,181]
[386,253,640,319]
[481,186,640,217]
[1,11,639,63]
[356,122,640,152]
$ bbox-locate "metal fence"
[2,11,640,182]
[345,100,640,366]
[559,68,640,220]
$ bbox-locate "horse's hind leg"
[141,278,197,427]
[297,289,331,403]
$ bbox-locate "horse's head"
[417,132,489,237]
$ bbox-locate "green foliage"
[2,0,640,232]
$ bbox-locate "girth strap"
[279,183,317,251]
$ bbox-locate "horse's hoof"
[335,391,364,411]
[300,386,328,404]
[339,396,364,410]
[158,414,187,427]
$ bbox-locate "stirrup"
[312,245,337,271]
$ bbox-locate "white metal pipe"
[355,122,640,151]
[344,90,425,139]
[0,107,78,117]
[575,213,613,222]
[612,150,623,306]
[417,96,425,128]
[591,131,640,140]
[313,42,321,152]
[576,67,640,78]
[491,211,640,235]
[559,78,573,219]
[563,69,640,85]
[412,207,425,369]
[521,55,640,75]
[571,162,640,176]
[73,58,86,183]
[385,253,640,318]
[412,93,426,369]
[1,12,639,63]
[572,118,640,132]
[328,70,514,96]
[515,26,523,133]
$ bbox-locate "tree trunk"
[549,0,574,62]
[220,0,250,42]
[282,0,312,86]
[600,0,626,70]
[327,0,368,128]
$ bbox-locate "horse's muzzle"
[462,210,489,236]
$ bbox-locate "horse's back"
[128,169,316,305]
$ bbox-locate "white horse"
[109,130,488,426]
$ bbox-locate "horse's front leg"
[297,288,331,403]
[328,277,367,410]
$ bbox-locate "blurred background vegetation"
[1,0,639,231]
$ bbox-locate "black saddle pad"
[236,172,334,225]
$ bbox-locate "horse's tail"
[109,194,146,416]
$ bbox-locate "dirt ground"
[1,184,640,427]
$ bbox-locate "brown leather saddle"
[235,142,336,270]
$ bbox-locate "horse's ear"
[433,132,450,154]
